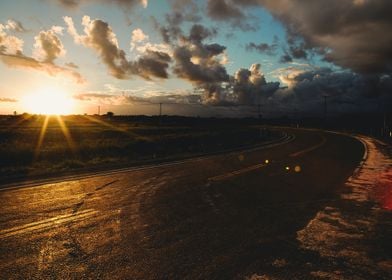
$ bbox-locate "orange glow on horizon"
[22,87,75,115]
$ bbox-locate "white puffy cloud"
[33,26,66,63]
[1,22,84,83]
[0,23,24,55]
[64,16,171,79]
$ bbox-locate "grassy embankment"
[0,115,280,182]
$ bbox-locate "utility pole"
[98,105,101,116]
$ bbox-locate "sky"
[0,0,391,117]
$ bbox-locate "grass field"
[0,114,280,183]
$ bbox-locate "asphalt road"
[1,128,390,279]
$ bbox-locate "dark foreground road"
[0,129,391,279]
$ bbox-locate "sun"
[23,87,75,115]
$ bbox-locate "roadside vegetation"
[0,114,281,183]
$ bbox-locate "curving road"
[0,128,390,279]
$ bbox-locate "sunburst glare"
[22,87,75,115]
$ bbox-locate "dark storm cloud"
[168,0,201,23]
[64,16,171,80]
[200,65,392,113]
[232,63,277,104]
[279,45,308,63]
[207,0,245,20]
[207,0,260,31]
[188,24,217,43]
[201,0,392,74]
[156,18,229,84]
[172,44,229,83]
[156,13,281,107]
[280,51,292,63]
[246,36,278,56]
[136,50,171,79]
[201,63,280,106]
[246,42,276,55]
[154,2,262,92]
[289,45,307,60]
[255,0,392,74]
[270,68,392,114]
[192,0,392,113]
[155,11,201,44]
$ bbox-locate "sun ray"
[34,115,50,160]
[83,115,148,140]
[55,115,77,155]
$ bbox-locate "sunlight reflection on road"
[297,136,392,278]
[344,137,392,210]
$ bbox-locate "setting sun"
[22,87,75,115]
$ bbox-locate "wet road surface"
[0,129,391,279]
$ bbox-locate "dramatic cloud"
[0,24,84,83]
[156,19,230,84]
[201,0,392,74]
[0,23,24,54]
[183,0,392,114]
[268,68,392,115]
[64,16,171,79]
[163,0,257,31]
[207,0,245,20]
[156,14,280,107]
[169,0,201,21]
[173,43,229,84]
[202,63,279,106]
[156,12,190,44]
[246,36,279,56]
[72,66,392,116]
[280,51,293,63]
[33,26,65,63]
[56,0,148,9]
[136,50,172,79]
[129,28,170,55]
[256,0,392,74]
[206,0,259,30]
